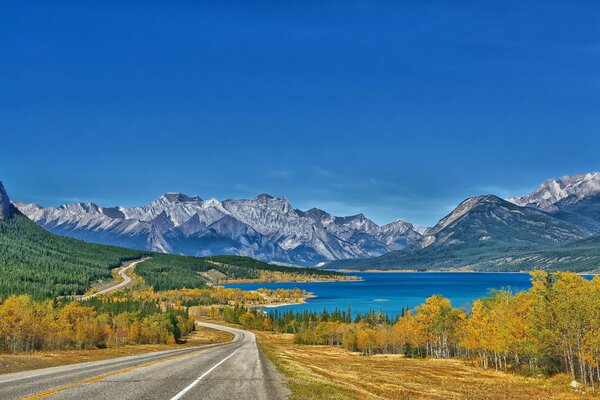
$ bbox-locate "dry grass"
[0,325,233,375]
[257,331,595,400]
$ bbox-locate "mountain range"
[12,172,600,271]
[325,194,594,271]
[326,172,600,271]
[14,192,425,266]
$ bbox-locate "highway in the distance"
[79,257,150,301]
[0,322,290,400]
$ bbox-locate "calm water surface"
[224,272,535,317]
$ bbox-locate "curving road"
[80,257,150,300]
[0,322,290,400]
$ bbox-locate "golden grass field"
[256,331,595,400]
[0,325,233,375]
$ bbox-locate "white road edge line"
[169,345,245,400]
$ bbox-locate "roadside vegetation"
[0,276,309,355]
[257,331,585,400]
[214,271,600,391]
[0,325,233,375]
[0,294,195,353]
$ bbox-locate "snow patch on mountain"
[509,172,600,211]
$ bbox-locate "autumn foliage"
[222,272,600,386]
[0,295,194,352]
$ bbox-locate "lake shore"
[220,276,361,284]
[262,293,317,308]
[225,271,539,316]
[337,269,533,273]
[336,269,600,275]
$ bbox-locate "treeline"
[203,255,347,278]
[0,213,145,298]
[135,254,269,291]
[135,255,208,291]
[0,294,194,353]
[132,286,266,307]
[219,272,600,386]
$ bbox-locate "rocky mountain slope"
[509,172,600,232]
[325,194,592,271]
[509,172,600,211]
[15,192,425,266]
[0,182,11,221]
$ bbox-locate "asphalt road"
[0,322,290,400]
[80,257,150,300]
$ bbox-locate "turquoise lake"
[224,272,536,317]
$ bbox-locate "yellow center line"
[20,346,217,400]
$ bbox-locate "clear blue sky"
[1,1,599,226]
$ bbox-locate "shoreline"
[260,293,317,308]
[337,269,533,274]
[336,269,600,275]
[219,277,362,284]
[235,270,599,310]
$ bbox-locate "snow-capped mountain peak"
[14,191,426,266]
[158,192,203,204]
[509,172,600,211]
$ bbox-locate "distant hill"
[325,195,593,271]
[467,233,600,272]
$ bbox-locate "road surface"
[80,257,150,300]
[0,322,290,400]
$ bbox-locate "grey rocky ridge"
[508,172,600,232]
[14,192,426,266]
[0,181,12,220]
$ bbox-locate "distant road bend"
[80,257,150,300]
[0,322,290,400]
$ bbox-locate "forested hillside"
[204,255,345,278]
[326,233,600,272]
[136,254,347,291]
[0,208,146,298]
